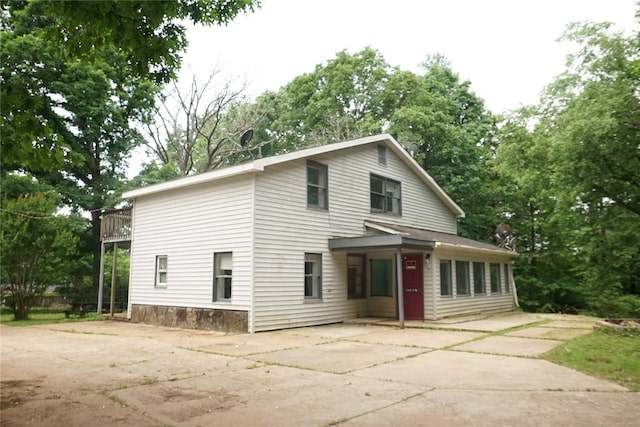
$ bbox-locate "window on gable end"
[370,174,401,215]
[307,161,328,209]
[377,145,387,166]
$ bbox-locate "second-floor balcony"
[100,208,132,242]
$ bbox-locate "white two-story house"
[122,134,516,332]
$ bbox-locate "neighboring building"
[122,134,516,333]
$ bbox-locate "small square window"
[155,255,168,286]
[214,252,232,301]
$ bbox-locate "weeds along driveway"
[1,313,639,427]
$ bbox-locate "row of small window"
[440,260,511,297]
[155,253,324,301]
[307,160,401,215]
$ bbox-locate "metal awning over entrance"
[330,221,514,256]
[328,234,435,252]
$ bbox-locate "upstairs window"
[307,161,328,209]
[370,174,401,215]
[213,252,232,301]
[155,255,168,287]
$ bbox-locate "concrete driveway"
[1,313,638,426]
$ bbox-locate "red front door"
[402,254,424,320]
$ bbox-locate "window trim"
[473,262,486,295]
[347,254,367,299]
[155,255,168,287]
[456,260,470,296]
[490,263,501,293]
[370,258,394,297]
[370,174,402,215]
[377,145,387,166]
[213,252,233,302]
[504,264,511,293]
[304,253,323,300]
[306,160,328,210]
[440,259,452,296]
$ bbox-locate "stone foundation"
[130,304,248,333]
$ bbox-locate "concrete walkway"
[1,312,638,426]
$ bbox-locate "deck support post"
[97,242,106,314]
[110,242,118,316]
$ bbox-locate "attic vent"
[377,145,387,166]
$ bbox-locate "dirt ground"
[1,314,639,426]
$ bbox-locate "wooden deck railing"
[100,208,132,242]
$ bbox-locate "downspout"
[396,248,404,329]
[510,262,519,307]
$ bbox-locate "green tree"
[256,47,392,151]
[0,175,78,320]
[495,16,640,314]
[1,0,259,172]
[388,56,499,240]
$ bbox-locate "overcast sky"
[180,0,637,114]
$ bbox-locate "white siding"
[128,175,254,314]
[251,145,457,331]
[430,248,514,319]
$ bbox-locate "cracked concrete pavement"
[1,312,638,426]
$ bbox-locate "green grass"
[544,329,640,391]
[0,308,104,326]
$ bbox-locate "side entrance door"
[402,254,424,320]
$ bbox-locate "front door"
[402,254,424,320]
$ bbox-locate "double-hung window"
[370,174,401,215]
[304,253,322,299]
[307,161,328,209]
[155,255,168,287]
[213,252,232,301]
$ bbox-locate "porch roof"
[329,221,515,256]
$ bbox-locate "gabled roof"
[122,134,465,218]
